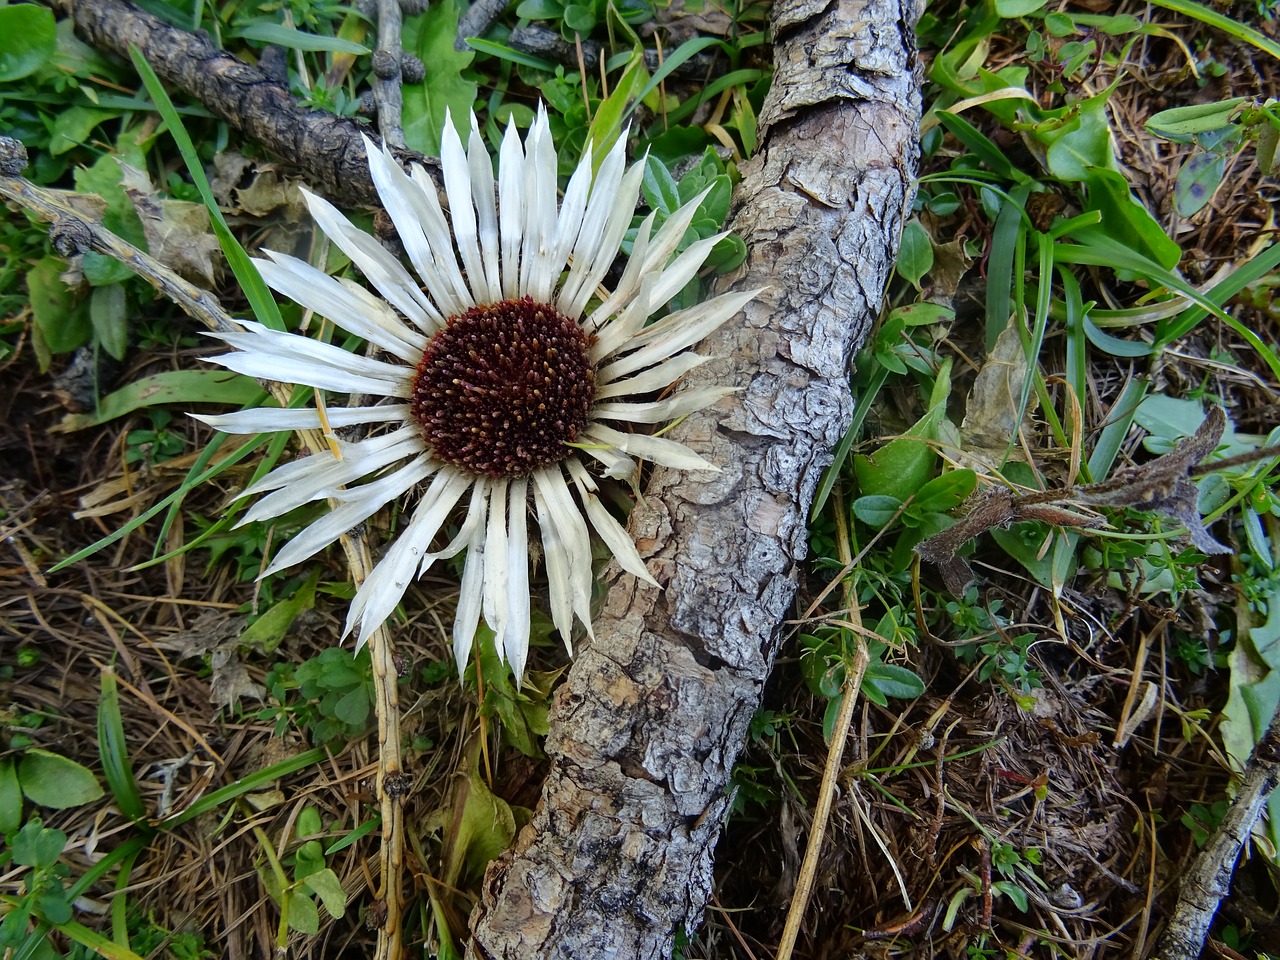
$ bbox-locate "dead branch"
[1154,709,1280,960]
[56,0,442,205]
[466,0,922,956]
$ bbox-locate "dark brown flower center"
[410,297,597,478]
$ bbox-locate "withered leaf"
[917,406,1231,594]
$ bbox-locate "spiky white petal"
[199,106,757,681]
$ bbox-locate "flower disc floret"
[411,297,596,478]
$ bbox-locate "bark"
[1153,709,1280,960]
[468,1,922,957]
[60,0,441,206]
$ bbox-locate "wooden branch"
[58,0,442,205]
[466,1,922,956]
[1153,709,1280,960]
[371,0,405,148]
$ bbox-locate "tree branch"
[467,1,922,956]
[58,0,441,205]
[1153,709,1280,960]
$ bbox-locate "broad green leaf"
[913,470,978,514]
[852,495,905,528]
[18,750,104,809]
[864,663,926,700]
[1174,151,1226,218]
[1147,98,1247,138]
[285,889,320,934]
[11,820,67,869]
[442,760,517,888]
[239,571,320,654]
[0,5,56,82]
[27,256,91,367]
[995,0,1045,15]
[642,156,681,217]
[1075,169,1181,269]
[0,758,23,835]
[1042,97,1116,181]
[90,283,130,361]
[229,22,370,54]
[855,358,952,497]
[49,106,119,155]
[896,220,933,289]
[402,0,477,157]
[55,370,263,432]
[303,868,348,918]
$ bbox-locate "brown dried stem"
[0,149,407,960]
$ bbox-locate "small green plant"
[126,409,187,466]
[260,647,376,745]
[0,819,74,948]
[256,805,348,942]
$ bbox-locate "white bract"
[196,106,755,680]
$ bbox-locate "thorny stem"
[0,154,407,959]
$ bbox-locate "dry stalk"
[775,490,872,960]
[0,147,407,960]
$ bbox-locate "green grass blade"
[164,747,329,827]
[49,432,271,571]
[129,46,285,332]
[98,667,147,822]
[1146,0,1280,61]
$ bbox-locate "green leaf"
[896,220,933,289]
[11,819,67,868]
[1075,169,1182,269]
[402,0,477,157]
[1174,151,1226,217]
[563,2,596,32]
[1147,98,1247,138]
[465,38,557,72]
[18,751,104,809]
[284,889,320,934]
[48,106,119,155]
[864,663,926,700]
[852,495,904,528]
[229,22,370,54]
[995,0,1045,15]
[586,49,648,163]
[1082,316,1155,357]
[131,48,285,331]
[239,571,320,654]
[642,156,681,217]
[0,758,23,835]
[913,470,978,514]
[27,256,91,366]
[442,761,517,888]
[54,369,264,432]
[0,5,56,82]
[303,868,348,918]
[98,668,146,822]
[514,0,562,17]
[90,283,130,361]
[1042,97,1116,181]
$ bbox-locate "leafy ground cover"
[0,0,1279,957]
